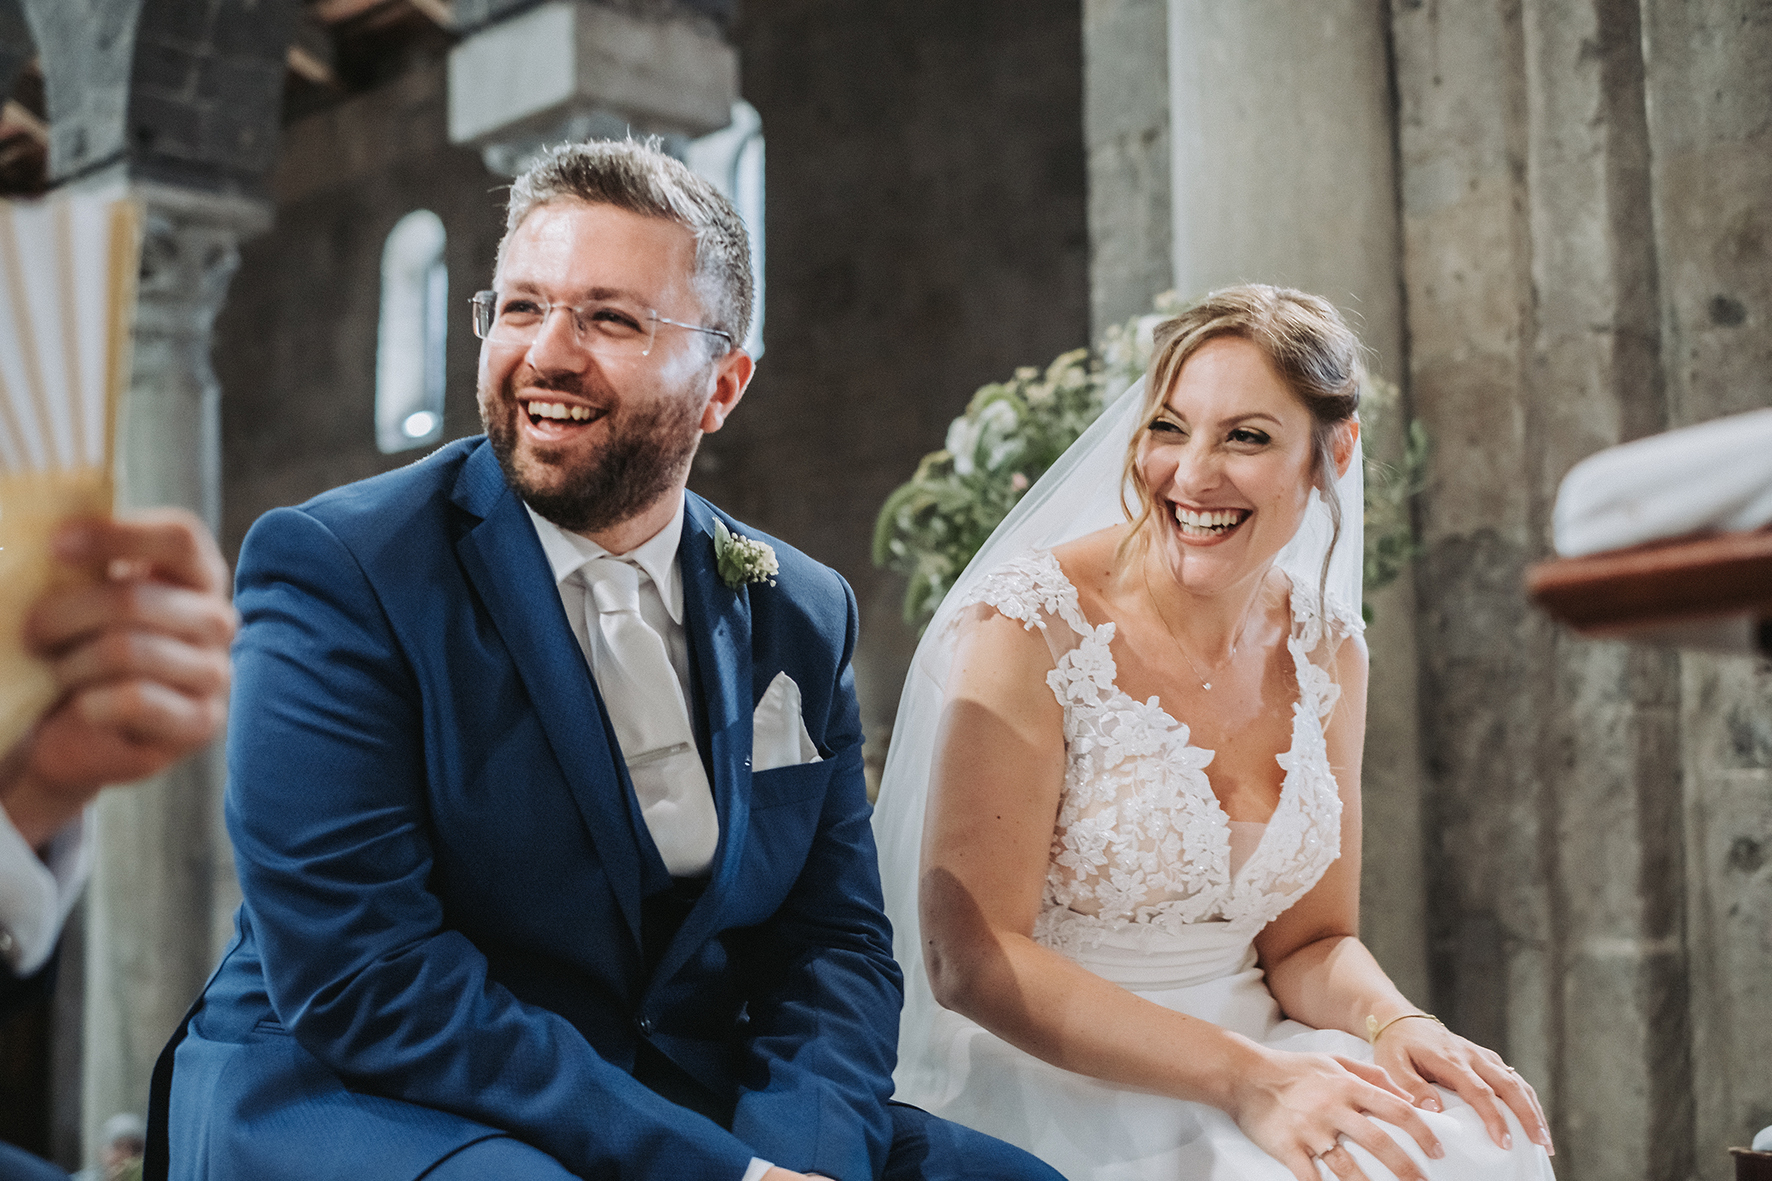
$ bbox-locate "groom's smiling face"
[477,199,749,541]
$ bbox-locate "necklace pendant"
[1202,682,1212,691]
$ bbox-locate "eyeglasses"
[471,290,734,358]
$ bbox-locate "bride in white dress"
[872,286,1557,1181]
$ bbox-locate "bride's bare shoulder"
[1050,525,1128,596]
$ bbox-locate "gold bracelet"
[1365,1011,1443,1045]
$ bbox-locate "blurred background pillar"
[1083,0,1171,340]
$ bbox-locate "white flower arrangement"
[713,519,779,590]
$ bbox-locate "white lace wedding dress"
[888,549,1555,1181]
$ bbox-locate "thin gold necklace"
[1142,564,1259,692]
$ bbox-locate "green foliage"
[873,293,1429,630]
[1359,376,1431,616]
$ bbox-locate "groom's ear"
[700,347,753,434]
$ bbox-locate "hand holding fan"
[0,192,143,761]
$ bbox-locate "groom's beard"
[481,373,704,536]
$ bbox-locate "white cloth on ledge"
[1553,407,1772,557]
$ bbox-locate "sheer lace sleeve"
[1288,586,1364,721]
[950,550,1093,665]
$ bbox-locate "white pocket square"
[751,671,821,772]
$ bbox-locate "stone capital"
[448,0,738,175]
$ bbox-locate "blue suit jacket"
[161,438,902,1180]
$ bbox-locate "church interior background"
[0,0,1767,1177]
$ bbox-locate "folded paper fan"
[0,192,143,761]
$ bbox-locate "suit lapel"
[652,495,754,985]
[451,445,646,947]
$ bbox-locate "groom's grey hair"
[501,137,752,351]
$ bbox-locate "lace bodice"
[957,549,1359,957]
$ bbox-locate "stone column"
[1525,5,1688,1174]
[1391,1,1706,1174]
[77,181,268,1160]
[1164,0,1429,1001]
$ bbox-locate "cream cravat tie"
[584,557,718,877]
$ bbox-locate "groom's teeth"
[528,402,592,421]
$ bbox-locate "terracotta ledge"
[1525,528,1772,650]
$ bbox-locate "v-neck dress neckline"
[957,548,1358,956]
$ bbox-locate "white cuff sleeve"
[0,804,93,976]
[741,1158,775,1181]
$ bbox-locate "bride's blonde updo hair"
[1120,284,1365,598]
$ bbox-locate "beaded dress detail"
[956,549,1356,960]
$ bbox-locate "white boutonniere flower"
[713,519,779,590]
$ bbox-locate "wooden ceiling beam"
[309,0,453,28]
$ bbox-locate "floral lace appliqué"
[957,550,1355,958]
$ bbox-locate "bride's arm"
[921,610,1440,1181]
[1254,633,1553,1156]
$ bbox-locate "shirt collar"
[524,494,686,626]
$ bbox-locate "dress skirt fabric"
[899,922,1555,1181]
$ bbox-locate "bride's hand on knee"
[1230,1049,1443,1181]
[1372,1022,1554,1156]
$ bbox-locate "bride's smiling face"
[1136,335,1341,595]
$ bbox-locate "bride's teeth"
[1173,507,1245,533]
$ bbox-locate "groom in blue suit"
[148,139,1059,1181]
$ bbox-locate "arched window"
[376,210,448,453]
[685,101,765,357]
